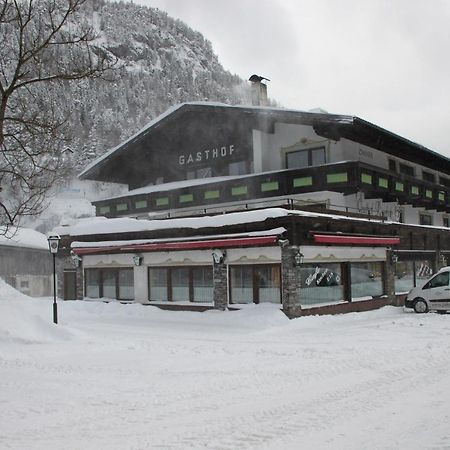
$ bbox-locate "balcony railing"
[93,161,450,218]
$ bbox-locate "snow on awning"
[72,228,285,256]
[312,233,400,246]
[73,236,279,256]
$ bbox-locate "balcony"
[93,161,450,218]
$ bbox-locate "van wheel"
[413,298,428,314]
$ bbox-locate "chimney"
[249,74,270,106]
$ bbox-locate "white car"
[405,267,450,313]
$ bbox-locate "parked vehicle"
[405,267,450,313]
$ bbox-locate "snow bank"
[0,278,72,343]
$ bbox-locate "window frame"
[422,170,436,183]
[419,213,433,226]
[285,146,326,169]
[399,163,415,177]
[148,266,213,303]
[84,267,134,301]
[228,264,282,305]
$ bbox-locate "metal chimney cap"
[249,74,270,83]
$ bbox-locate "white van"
[405,267,450,313]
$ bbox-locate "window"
[286,146,325,169]
[444,217,450,228]
[156,197,169,207]
[395,181,404,192]
[351,262,383,300]
[327,172,348,183]
[293,176,313,188]
[116,203,128,212]
[148,267,213,303]
[378,177,388,189]
[261,181,279,192]
[179,193,194,203]
[230,266,253,304]
[395,259,434,293]
[118,269,134,299]
[423,272,449,290]
[171,268,189,301]
[148,268,167,301]
[98,205,111,215]
[439,177,449,187]
[85,269,100,298]
[229,265,281,304]
[135,200,147,209]
[311,148,326,166]
[399,164,414,177]
[388,159,397,172]
[192,267,214,303]
[231,185,248,196]
[425,189,433,199]
[411,185,420,195]
[422,171,435,183]
[300,264,343,306]
[84,268,134,300]
[361,173,372,184]
[204,190,220,200]
[229,161,247,176]
[439,191,445,202]
[419,214,432,226]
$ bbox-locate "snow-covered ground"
[1,278,450,450]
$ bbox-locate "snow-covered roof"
[57,207,395,238]
[0,227,49,250]
[56,208,292,237]
[71,227,287,249]
[56,205,450,240]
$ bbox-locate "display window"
[148,266,213,303]
[229,265,281,304]
[350,262,383,300]
[84,268,134,300]
[394,259,434,294]
[300,263,343,306]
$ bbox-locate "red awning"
[313,234,400,246]
[73,235,279,256]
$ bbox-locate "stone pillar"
[280,241,302,318]
[212,250,228,310]
[384,250,397,305]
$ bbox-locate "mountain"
[62,0,252,169]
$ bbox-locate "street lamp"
[293,250,304,267]
[47,234,61,324]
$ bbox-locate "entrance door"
[64,271,77,300]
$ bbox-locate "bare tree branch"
[0,0,118,233]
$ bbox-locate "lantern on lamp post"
[47,234,61,324]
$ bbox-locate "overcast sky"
[136,0,450,157]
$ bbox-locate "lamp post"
[47,234,61,324]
